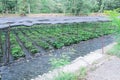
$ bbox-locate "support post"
[7,25,11,64]
[4,25,11,65]
[0,30,3,54]
[101,36,104,54]
[0,29,3,63]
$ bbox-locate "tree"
[104,0,120,11]
[0,0,17,13]
[67,0,94,15]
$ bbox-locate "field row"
[0,22,115,59]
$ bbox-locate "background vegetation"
[0,0,120,15]
[105,11,120,57]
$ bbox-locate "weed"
[53,72,77,80]
[105,10,120,57]
[78,67,87,79]
[53,67,87,80]
[50,54,70,69]
[107,44,120,57]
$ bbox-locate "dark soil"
[0,35,114,80]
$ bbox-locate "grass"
[50,53,87,80]
[53,67,87,80]
[50,54,70,69]
[53,72,77,80]
[0,22,115,59]
[50,54,87,80]
[105,10,120,58]
[107,43,120,57]
[78,67,87,79]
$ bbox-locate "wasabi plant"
[0,22,114,60]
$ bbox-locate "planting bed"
[0,22,115,62]
[1,35,114,80]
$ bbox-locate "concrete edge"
[31,42,116,80]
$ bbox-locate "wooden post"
[101,22,104,54]
[0,30,3,61]
[4,25,11,65]
[7,25,11,64]
[0,30,2,53]
[101,36,104,54]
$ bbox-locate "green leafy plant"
[8,22,115,59]
[53,67,87,80]
[104,10,120,29]
[107,44,120,57]
[10,33,25,59]
[50,54,70,69]
[53,72,77,80]
[78,67,87,79]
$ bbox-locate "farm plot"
[0,22,115,60]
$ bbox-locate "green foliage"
[53,41,64,49]
[10,33,25,59]
[104,10,120,29]
[53,72,77,80]
[50,54,70,69]
[115,8,120,13]
[107,44,120,57]
[61,0,94,15]
[104,0,120,10]
[78,67,87,79]
[105,10,120,57]
[6,22,114,59]
[0,0,17,13]
[0,0,120,14]
[53,67,87,80]
[104,10,120,42]
[17,31,39,54]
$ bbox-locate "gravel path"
[0,35,114,80]
[86,56,120,80]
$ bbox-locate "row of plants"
[15,31,38,55]
[33,22,115,48]
[0,22,115,59]
[21,29,51,49]
[30,22,114,49]
[10,32,25,59]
